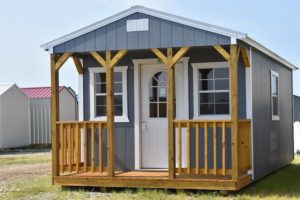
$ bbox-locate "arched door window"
[149,71,176,118]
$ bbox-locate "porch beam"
[51,54,60,184]
[72,57,84,74]
[55,52,72,71]
[172,47,190,66]
[229,45,240,181]
[241,48,250,67]
[90,52,106,68]
[151,48,168,65]
[110,50,128,68]
[213,45,230,61]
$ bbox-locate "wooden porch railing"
[174,119,251,178]
[56,121,107,175]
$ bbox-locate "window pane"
[150,103,158,117]
[114,95,123,106]
[96,106,106,116]
[158,81,167,87]
[215,103,229,114]
[273,97,278,115]
[199,69,213,79]
[159,103,167,118]
[95,83,106,93]
[149,87,157,102]
[114,83,122,93]
[199,93,214,103]
[96,96,106,106]
[271,75,278,95]
[158,87,167,102]
[215,92,229,103]
[95,73,106,83]
[199,80,213,91]
[115,72,122,82]
[215,79,229,90]
[200,103,214,115]
[115,105,123,116]
[214,68,229,79]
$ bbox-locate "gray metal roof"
[41,5,298,70]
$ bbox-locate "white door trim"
[133,57,190,170]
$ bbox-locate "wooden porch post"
[51,54,59,184]
[230,45,240,181]
[151,47,190,179]
[167,48,176,179]
[105,51,115,177]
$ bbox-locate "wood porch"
[50,45,252,191]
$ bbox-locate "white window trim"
[89,66,129,123]
[192,62,231,120]
[271,70,280,121]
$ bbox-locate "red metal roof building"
[21,86,65,99]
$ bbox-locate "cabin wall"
[251,47,294,180]
[82,47,247,171]
[53,13,230,53]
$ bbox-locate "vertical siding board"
[116,18,128,50]
[218,35,230,45]
[106,23,117,50]
[127,13,139,50]
[64,39,75,52]
[54,44,65,53]
[137,13,150,49]
[75,35,86,52]
[160,20,172,48]
[95,27,106,51]
[183,26,195,46]
[149,16,161,48]
[194,29,207,46]
[171,22,183,47]
[207,32,219,46]
[85,31,96,51]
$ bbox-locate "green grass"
[0,154,51,165]
[1,153,300,199]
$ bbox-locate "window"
[192,62,230,119]
[149,71,168,118]
[89,66,129,122]
[271,71,279,120]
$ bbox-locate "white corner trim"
[133,57,189,170]
[88,66,129,122]
[250,46,255,180]
[78,75,84,121]
[191,61,230,120]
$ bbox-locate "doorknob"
[141,119,146,123]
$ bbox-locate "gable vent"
[126,18,149,32]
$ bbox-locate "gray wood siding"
[82,47,246,171]
[53,13,230,53]
[294,96,300,122]
[251,48,294,180]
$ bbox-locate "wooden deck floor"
[54,171,252,191]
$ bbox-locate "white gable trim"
[41,5,246,51]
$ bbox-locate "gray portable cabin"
[22,86,78,144]
[294,95,300,122]
[0,84,30,149]
[41,6,298,190]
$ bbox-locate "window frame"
[192,62,231,120]
[271,70,280,121]
[89,66,129,122]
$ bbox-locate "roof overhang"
[41,5,298,71]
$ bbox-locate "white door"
[141,63,185,169]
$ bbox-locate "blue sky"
[0,0,299,95]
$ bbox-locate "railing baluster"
[213,122,217,175]
[178,122,182,174]
[64,126,67,166]
[91,123,95,173]
[83,123,87,172]
[195,123,199,175]
[68,124,72,172]
[60,123,64,173]
[187,122,191,174]
[99,123,103,173]
[222,122,226,176]
[204,122,208,175]
[75,123,80,173]
[70,125,74,167]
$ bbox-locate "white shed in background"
[0,84,30,148]
[22,86,78,144]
